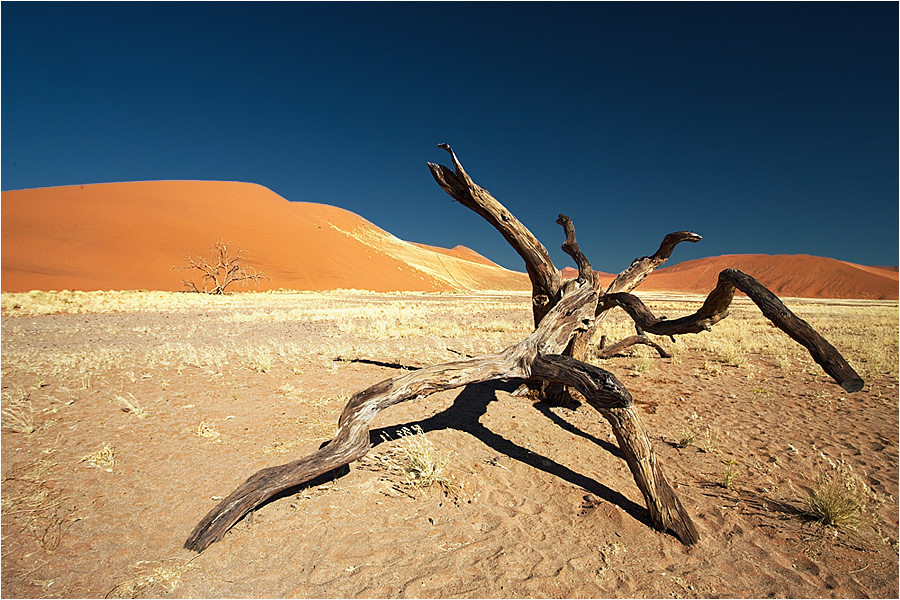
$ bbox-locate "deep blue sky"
[3,2,897,272]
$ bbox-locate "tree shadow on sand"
[369,380,651,529]
[258,380,651,531]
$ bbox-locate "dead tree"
[175,240,269,294]
[184,144,863,553]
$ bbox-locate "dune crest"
[1,181,529,293]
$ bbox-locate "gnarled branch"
[429,144,561,323]
[605,231,702,295]
[600,268,863,392]
[556,213,597,289]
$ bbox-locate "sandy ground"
[1,291,897,598]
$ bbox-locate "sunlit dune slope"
[411,242,500,268]
[1,181,530,293]
[642,254,898,300]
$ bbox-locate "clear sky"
[3,2,897,272]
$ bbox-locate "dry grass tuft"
[81,445,116,472]
[791,456,884,536]
[675,426,699,449]
[2,387,35,433]
[106,558,200,598]
[721,461,740,489]
[366,425,461,501]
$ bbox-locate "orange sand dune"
[642,254,899,300]
[1,181,530,293]
[3,182,894,299]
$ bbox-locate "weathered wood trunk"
[184,144,862,553]
[186,285,694,551]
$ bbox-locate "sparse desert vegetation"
[791,455,887,537]
[363,425,462,501]
[1,289,897,598]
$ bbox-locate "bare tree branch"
[605,231,702,295]
[429,144,561,324]
[174,240,270,294]
[600,268,863,392]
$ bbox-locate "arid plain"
[1,289,897,598]
[2,181,898,598]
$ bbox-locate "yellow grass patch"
[106,558,200,598]
[80,445,116,471]
[364,425,461,501]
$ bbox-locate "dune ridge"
[2,181,895,299]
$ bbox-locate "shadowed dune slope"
[642,254,899,300]
[1,181,530,293]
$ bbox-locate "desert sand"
[1,180,898,599]
[3,181,897,300]
[1,182,530,294]
[1,290,897,598]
